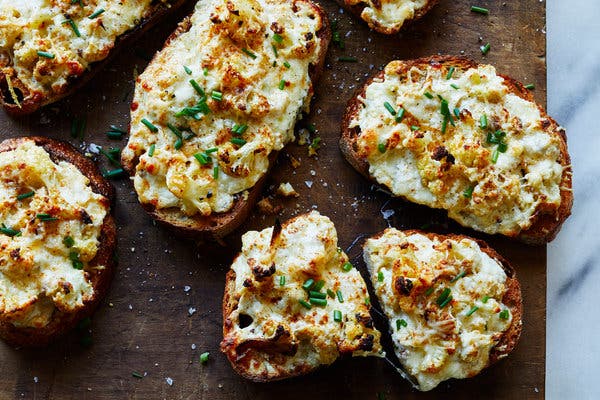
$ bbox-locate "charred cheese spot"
[364,229,512,391]
[123,0,325,217]
[0,141,108,328]
[350,61,565,237]
[345,0,431,33]
[221,211,383,380]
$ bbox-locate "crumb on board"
[276,182,299,198]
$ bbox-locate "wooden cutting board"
[0,0,547,398]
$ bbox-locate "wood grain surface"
[0,0,547,398]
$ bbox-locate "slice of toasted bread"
[363,228,522,391]
[221,211,383,381]
[121,0,331,239]
[0,0,188,115]
[338,0,438,34]
[0,136,116,347]
[340,56,572,244]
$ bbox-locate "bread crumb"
[276,182,299,198]
[288,154,301,169]
[257,197,281,215]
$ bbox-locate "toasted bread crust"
[366,229,522,379]
[0,0,188,116]
[338,0,439,35]
[123,0,331,239]
[0,137,116,347]
[340,55,572,245]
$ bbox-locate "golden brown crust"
[340,55,573,245]
[367,229,522,373]
[337,0,439,35]
[0,137,116,347]
[0,0,189,116]
[123,0,331,239]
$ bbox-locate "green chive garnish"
[424,92,434,99]
[189,79,205,96]
[213,166,219,179]
[313,280,325,292]
[232,123,248,135]
[450,83,460,90]
[211,90,223,101]
[141,118,158,133]
[525,83,535,90]
[272,33,283,43]
[481,43,491,55]
[327,289,335,298]
[491,149,500,163]
[0,224,21,237]
[205,147,218,153]
[482,295,490,303]
[302,279,315,290]
[411,125,419,131]
[183,66,192,75]
[338,56,357,62]
[194,152,210,165]
[88,8,105,19]
[396,108,406,122]
[450,270,466,282]
[342,262,353,272]
[377,271,384,282]
[230,138,246,146]
[396,319,407,329]
[64,19,81,37]
[279,276,286,286]
[498,142,508,153]
[480,114,488,129]
[309,291,326,299]
[471,6,489,15]
[17,191,35,200]
[278,79,286,90]
[203,67,208,76]
[463,185,475,198]
[466,306,479,316]
[299,299,312,309]
[333,310,342,322]
[103,168,125,179]
[378,143,386,153]
[436,288,451,306]
[37,51,55,59]
[242,48,257,59]
[283,61,291,69]
[453,108,461,118]
[309,298,327,307]
[424,287,434,296]
[384,101,396,115]
[70,251,84,270]
[200,352,210,364]
[63,236,75,248]
[147,144,155,157]
[365,297,370,306]
[499,309,510,319]
[439,295,453,308]
[336,290,344,303]
[132,371,144,379]
[446,66,455,79]
[37,213,58,222]
[271,44,278,58]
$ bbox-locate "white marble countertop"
[547,0,600,398]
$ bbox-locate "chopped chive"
[272,44,278,58]
[194,152,210,165]
[411,125,419,131]
[482,295,490,303]
[213,166,219,179]
[183,66,192,75]
[491,149,500,163]
[439,295,453,308]
[309,291,327,299]
[167,123,182,138]
[306,123,317,134]
[278,79,286,90]
[64,19,81,37]
[479,114,488,129]
[342,262,353,272]
[466,305,479,316]
[424,287,434,296]
[203,67,209,76]
[242,48,257,59]
[106,131,124,139]
[333,310,342,322]
[190,79,206,97]
[365,297,370,306]
[436,288,451,306]
[272,33,283,43]
[377,271,384,282]
[174,137,183,150]
[232,123,248,135]
[498,142,508,153]
[338,56,357,62]
[283,61,291,69]
[463,185,475,198]
[132,371,144,379]
[396,318,408,329]
[230,138,246,146]
[336,290,344,303]
[63,236,75,248]
[302,279,315,290]
[471,6,489,15]
[450,83,460,90]
[0,224,21,237]
[69,251,84,270]
[88,8,105,19]
[299,299,312,309]
[480,43,491,55]
[395,108,406,122]
[205,147,218,153]
[446,66,455,80]
[279,276,286,286]
[499,309,510,319]
[211,90,223,101]
[37,213,58,221]
[37,51,55,59]
[313,280,325,292]
[17,191,35,200]
[524,83,535,90]
[141,118,158,133]
[200,352,210,364]
[441,116,448,134]
[453,108,461,118]
[383,101,396,115]
[309,137,321,150]
[424,92,434,99]
[147,144,155,157]
[378,143,386,153]
[327,289,335,298]
[103,168,125,179]
[450,270,467,282]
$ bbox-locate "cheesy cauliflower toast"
[340,0,438,34]
[0,137,115,347]
[364,229,522,391]
[341,56,572,244]
[0,0,187,115]
[121,0,330,237]
[221,211,383,381]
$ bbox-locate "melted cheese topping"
[123,0,324,216]
[350,61,565,237]
[0,0,169,100]
[364,229,512,391]
[0,141,108,328]
[345,0,429,33]
[222,211,382,378]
